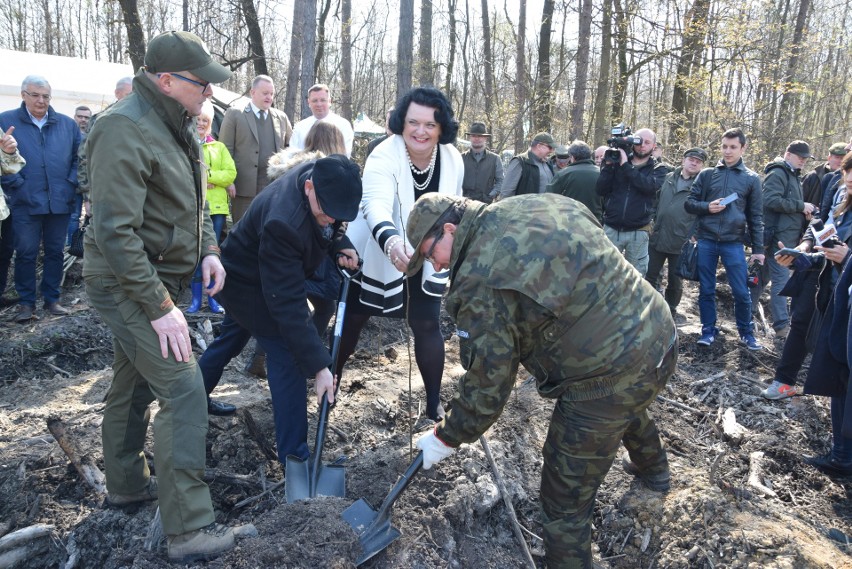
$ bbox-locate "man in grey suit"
[218,75,292,223]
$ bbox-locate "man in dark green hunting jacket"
[406,193,678,569]
[83,31,236,563]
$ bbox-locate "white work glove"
[417,428,455,470]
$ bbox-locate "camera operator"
[595,127,668,275]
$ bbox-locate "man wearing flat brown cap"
[83,30,238,563]
[498,131,555,199]
[461,121,503,202]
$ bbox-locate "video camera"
[603,123,642,166]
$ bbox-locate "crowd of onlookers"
[2,29,852,565]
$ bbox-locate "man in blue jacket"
[0,76,81,322]
[685,128,765,350]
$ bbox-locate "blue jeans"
[66,194,83,245]
[198,313,311,462]
[192,215,227,282]
[13,210,67,306]
[697,239,753,335]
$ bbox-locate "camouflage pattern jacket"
[437,194,676,447]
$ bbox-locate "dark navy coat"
[0,102,81,215]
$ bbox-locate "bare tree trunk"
[457,0,470,119]
[418,0,433,86]
[592,0,613,145]
[670,0,711,143]
[610,0,628,123]
[315,0,332,81]
[397,0,414,96]
[514,0,527,154]
[340,0,352,121]
[284,0,305,118]
[480,0,495,129]
[444,0,457,95]
[299,0,318,118]
[570,0,593,139]
[533,0,554,133]
[240,0,268,77]
[777,0,811,134]
[182,0,188,31]
[116,0,145,71]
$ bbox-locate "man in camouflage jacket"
[405,193,678,569]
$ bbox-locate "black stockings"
[336,312,445,420]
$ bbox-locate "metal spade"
[342,451,424,566]
[285,262,358,502]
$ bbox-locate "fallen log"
[0,523,55,567]
[747,451,777,498]
[721,408,748,444]
[0,523,54,552]
[46,416,106,495]
[203,469,261,489]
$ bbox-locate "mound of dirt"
[0,262,850,568]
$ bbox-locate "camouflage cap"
[405,194,466,276]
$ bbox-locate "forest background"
[0,0,847,166]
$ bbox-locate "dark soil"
[0,257,850,568]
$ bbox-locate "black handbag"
[675,239,699,281]
[69,215,90,258]
[674,220,700,281]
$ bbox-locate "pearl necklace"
[407,145,438,191]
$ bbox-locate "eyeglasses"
[424,230,444,264]
[23,91,51,101]
[159,73,211,94]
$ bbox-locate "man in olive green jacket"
[83,31,236,564]
[406,193,677,569]
[646,147,706,316]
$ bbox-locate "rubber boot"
[186,281,202,313]
[207,295,225,314]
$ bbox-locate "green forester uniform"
[82,70,220,536]
[435,194,677,568]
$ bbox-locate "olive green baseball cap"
[405,194,466,276]
[829,142,848,156]
[144,31,232,84]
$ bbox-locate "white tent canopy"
[353,112,386,138]
[0,49,249,119]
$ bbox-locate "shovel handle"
[372,452,424,521]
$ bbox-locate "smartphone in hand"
[775,247,802,258]
[719,193,738,206]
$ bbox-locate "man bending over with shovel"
[199,154,361,462]
[405,193,677,569]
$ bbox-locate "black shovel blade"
[342,452,424,566]
[284,456,346,503]
[343,498,401,566]
[342,497,379,533]
[284,454,311,503]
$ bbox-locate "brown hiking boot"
[245,353,267,378]
[106,477,158,507]
[167,522,235,563]
[14,304,35,323]
[44,302,70,316]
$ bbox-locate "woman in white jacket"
[337,87,463,420]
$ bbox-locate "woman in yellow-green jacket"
[188,102,236,313]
